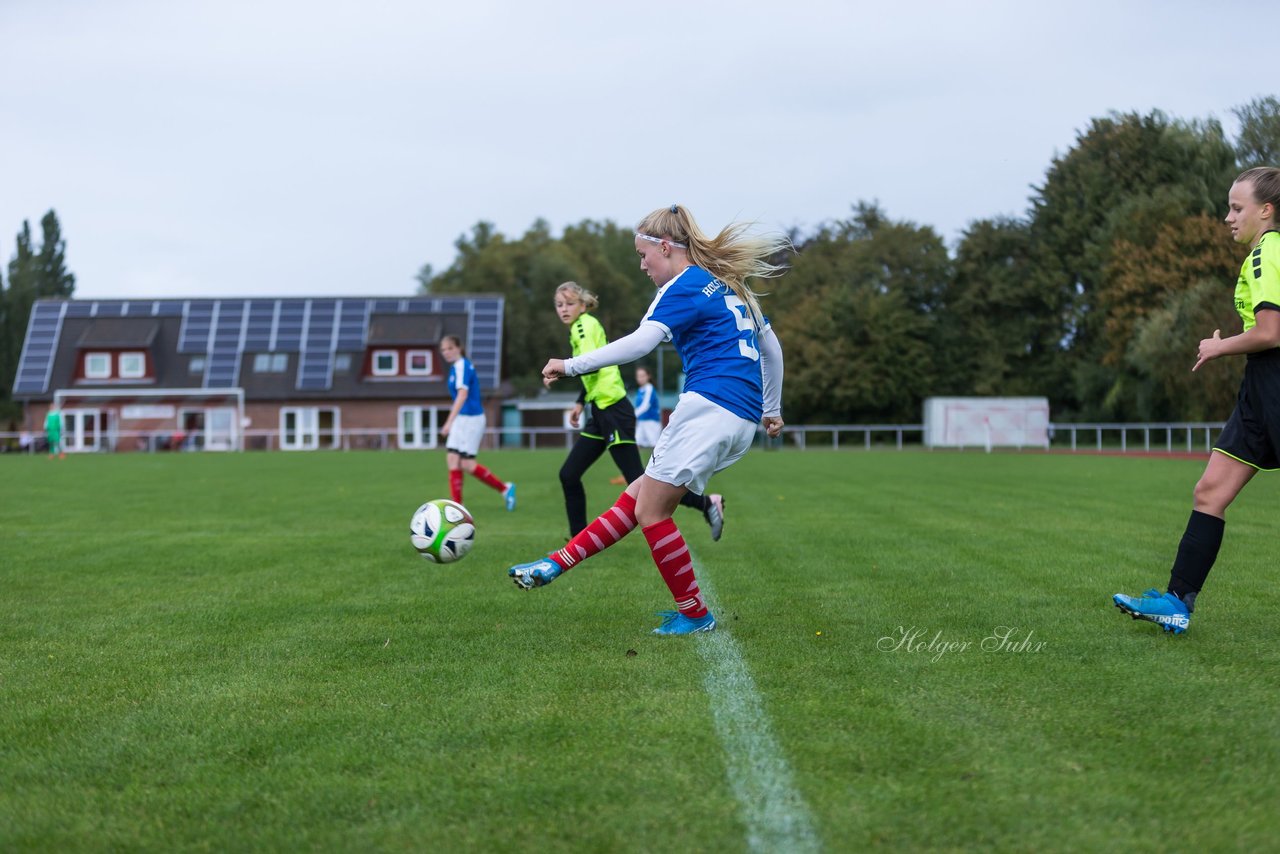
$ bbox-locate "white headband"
[635,232,687,249]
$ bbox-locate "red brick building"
[13,296,506,452]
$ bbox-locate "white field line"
[692,557,822,854]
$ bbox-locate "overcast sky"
[1,0,1265,300]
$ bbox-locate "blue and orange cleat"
[1112,588,1191,634]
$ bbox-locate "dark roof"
[75,318,159,347]
[14,295,505,400]
[368,314,447,345]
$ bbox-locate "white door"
[281,408,318,450]
[62,408,103,452]
[398,407,441,449]
[205,407,237,451]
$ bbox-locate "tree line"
[0,212,75,423]
[5,99,1278,427]
[420,99,1280,424]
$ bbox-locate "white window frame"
[405,349,433,376]
[398,405,444,449]
[85,352,112,379]
[372,350,399,377]
[253,353,288,373]
[280,406,341,451]
[118,351,146,379]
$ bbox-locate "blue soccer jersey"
[634,383,661,423]
[448,357,485,416]
[640,266,766,422]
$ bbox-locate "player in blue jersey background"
[439,335,516,512]
[633,366,662,449]
[1114,167,1280,634]
[510,205,788,636]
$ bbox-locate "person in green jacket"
[45,405,64,458]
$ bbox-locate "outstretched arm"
[543,323,665,384]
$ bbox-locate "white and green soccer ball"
[409,499,476,564]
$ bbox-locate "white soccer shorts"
[445,414,486,457]
[645,391,756,495]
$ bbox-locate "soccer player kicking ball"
[509,204,787,635]
[1114,167,1280,634]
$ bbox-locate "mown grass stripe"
[693,559,821,853]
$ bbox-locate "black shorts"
[1214,348,1280,471]
[581,397,637,446]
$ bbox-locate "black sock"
[1167,510,1224,610]
[680,492,709,513]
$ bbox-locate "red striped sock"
[449,469,464,503]
[471,464,507,493]
[642,518,707,618]
[553,492,637,569]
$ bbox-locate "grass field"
[2,448,1278,852]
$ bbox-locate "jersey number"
[724,295,760,361]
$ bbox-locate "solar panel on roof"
[466,298,504,389]
[335,299,368,351]
[12,302,66,394]
[244,299,276,351]
[205,299,247,388]
[179,300,215,353]
[274,300,305,352]
[296,299,338,390]
[92,301,127,317]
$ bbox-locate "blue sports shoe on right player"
[1112,588,1192,634]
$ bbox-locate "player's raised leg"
[509,490,639,589]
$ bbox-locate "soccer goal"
[923,397,1050,451]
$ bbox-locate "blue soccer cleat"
[509,556,561,590]
[504,482,517,512]
[1112,588,1192,634]
[652,610,717,636]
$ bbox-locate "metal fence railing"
[0,422,1227,455]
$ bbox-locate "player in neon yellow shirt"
[1115,167,1280,634]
